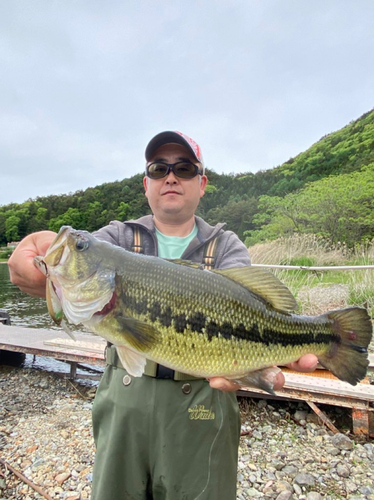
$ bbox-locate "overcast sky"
[1,0,373,206]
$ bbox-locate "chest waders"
[91,227,241,500]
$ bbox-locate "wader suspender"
[202,235,219,270]
[132,227,220,269]
[132,227,144,254]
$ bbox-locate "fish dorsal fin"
[116,346,147,377]
[213,267,298,313]
[168,259,203,269]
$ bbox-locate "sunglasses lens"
[147,163,169,179]
[174,162,198,178]
[147,162,199,179]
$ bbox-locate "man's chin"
[161,207,183,216]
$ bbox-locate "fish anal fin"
[116,346,147,377]
[229,366,282,395]
[116,316,159,352]
[214,267,298,313]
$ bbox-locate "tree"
[5,215,21,242]
[49,208,86,233]
[245,164,374,247]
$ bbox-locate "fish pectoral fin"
[61,319,77,341]
[213,267,298,313]
[116,316,158,352]
[116,346,147,377]
[230,366,282,395]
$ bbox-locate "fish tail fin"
[318,307,372,385]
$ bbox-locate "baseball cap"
[145,131,205,173]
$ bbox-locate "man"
[9,131,317,500]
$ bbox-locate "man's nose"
[165,171,178,183]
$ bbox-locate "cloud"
[1,0,374,205]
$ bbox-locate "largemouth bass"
[35,226,372,392]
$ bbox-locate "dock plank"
[1,323,374,403]
[0,323,106,365]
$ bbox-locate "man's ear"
[199,175,208,197]
[143,176,148,193]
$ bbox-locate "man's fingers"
[287,354,318,373]
[208,354,318,393]
[8,231,56,298]
[208,377,240,392]
[273,371,286,391]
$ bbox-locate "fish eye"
[75,238,89,252]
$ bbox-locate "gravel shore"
[0,364,373,500]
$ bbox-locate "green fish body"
[35,227,373,391]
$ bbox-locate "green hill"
[201,109,374,242]
[1,109,373,247]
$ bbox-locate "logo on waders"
[188,405,215,420]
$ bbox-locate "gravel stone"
[306,493,322,500]
[294,410,308,422]
[326,446,340,456]
[330,433,354,450]
[294,472,316,486]
[276,492,293,500]
[359,485,374,496]
[293,483,302,496]
[336,463,350,478]
[1,365,374,499]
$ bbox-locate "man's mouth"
[162,191,180,195]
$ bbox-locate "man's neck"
[153,216,196,237]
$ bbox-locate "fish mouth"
[34,226,70,275]
[34,255,48,276]
[49,226,70,253]
[42,226,70,268]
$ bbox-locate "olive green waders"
[91,359,241,499]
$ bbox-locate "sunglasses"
[146,160,203,180]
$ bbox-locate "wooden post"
[307,401,339,434]
[352,408,369,436]
[69,362,77,380]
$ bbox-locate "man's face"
[143,143,207,223]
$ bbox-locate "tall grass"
[248,235,374,319]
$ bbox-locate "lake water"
[0,262,56,329]
[0,262,102,380]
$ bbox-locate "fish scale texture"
[93,255,334,377]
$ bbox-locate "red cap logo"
[175,131,202,162]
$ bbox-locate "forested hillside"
[1,109,373,247]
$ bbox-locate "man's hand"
[208,354,319,392]
[8,231,57,297]
[286,353,318,373]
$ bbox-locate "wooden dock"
[1,322,374,435]
[238,366,374,437]
[0,323,106,379]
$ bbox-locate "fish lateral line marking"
[123,294,341,347]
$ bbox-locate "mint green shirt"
[156,225,198,259]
